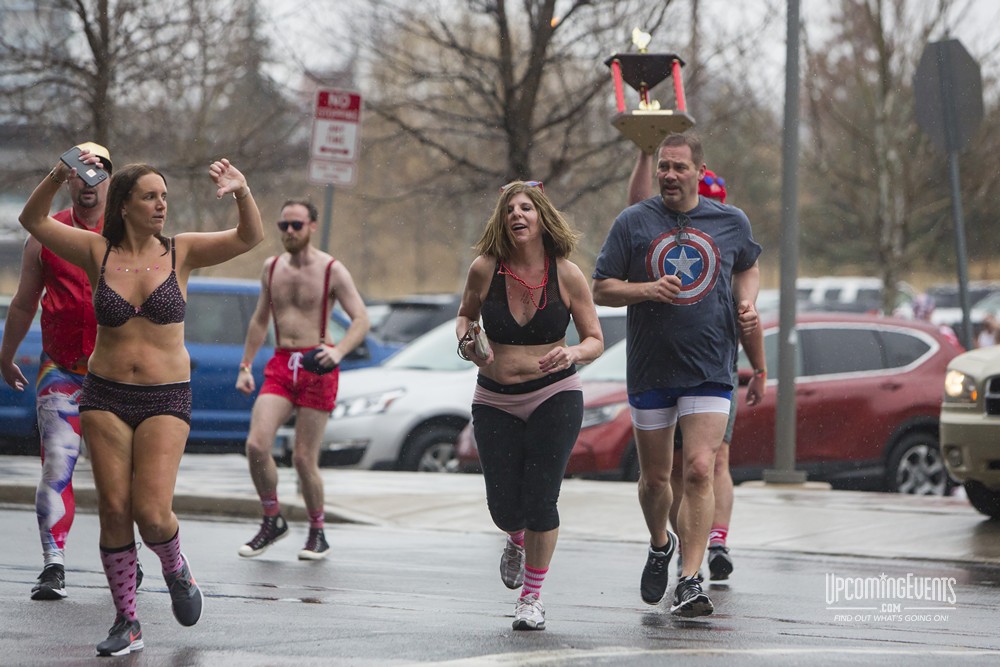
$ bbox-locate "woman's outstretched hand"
[209,158,248,199]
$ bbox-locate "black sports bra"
[94,239,186,327]
[480,257,570,346]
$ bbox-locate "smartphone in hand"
[60,146,109,187]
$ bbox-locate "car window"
[737,328,801,378]
[565,313,627,348]
[385,320,475,372]
[377,304,457,344]
[799,327,882,375]
[186,291,251,345]
[878,329,931,368]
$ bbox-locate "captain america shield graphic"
[645,226,721,305]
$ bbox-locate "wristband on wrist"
[234,186,251,201]
[753,368,767,377]
[48,170,66,185]
[239,363,252,374]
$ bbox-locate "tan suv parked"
[940,345,1000,518]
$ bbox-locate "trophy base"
[612,110,696,154]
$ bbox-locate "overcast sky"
[259,0,1000,98]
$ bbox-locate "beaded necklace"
[498,255,549,310]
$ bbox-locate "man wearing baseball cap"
[0,141,141,600]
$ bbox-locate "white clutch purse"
[472,322,491,359]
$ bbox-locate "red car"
[457,313,965,495]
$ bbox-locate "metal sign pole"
[765,0,807,485]
[321,184,334,253]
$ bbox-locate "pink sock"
[308,508,324,530]
[521,565,548,599]
[100,543,139,621]
[508,530,525,547]
[261,491,280,517]
[146,529,184,575]
[709,525,729,547]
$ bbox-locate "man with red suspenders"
[236,199,370,560]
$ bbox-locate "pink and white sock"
[520,565,548,599]
[100,543,138,621]
[709,525,729,548]
[146,529,184,576]
[308,508,324,530]
[508,530,525,547]
[261,491,280,518]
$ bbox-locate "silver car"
[273,307,627,472]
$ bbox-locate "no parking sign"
[309,88,362,186]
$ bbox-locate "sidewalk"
[2,453,998,565]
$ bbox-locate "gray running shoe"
[500,538,525,589]
[640,530,677,604]
[708,545,733,581]
[96,615,143,657]
[165,554,203,627]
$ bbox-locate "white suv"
[797,276,914,316]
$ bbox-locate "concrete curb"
[0,482,369,526]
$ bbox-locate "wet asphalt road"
[1,506,999,666]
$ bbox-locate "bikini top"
[94,238,186,327]
[480,257,570,346]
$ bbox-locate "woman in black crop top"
[456,181,604,632]
[20,149,263,656]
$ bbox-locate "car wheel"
[885,432,954,495]
[400,425,462,473]
[621,441,640,482]
[963,481,1000,519]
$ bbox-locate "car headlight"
[580,401,629,429]
[943,369,977,404]
[332,388,406,419]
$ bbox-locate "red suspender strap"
[266,256,281,346]
[320,259,335,342]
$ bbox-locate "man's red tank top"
[39,209,103,370]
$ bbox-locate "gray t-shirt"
[593,195,762,394]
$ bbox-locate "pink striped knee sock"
[520,565,548,599]
[100,543,139,621]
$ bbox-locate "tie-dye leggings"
[34,355,85,566]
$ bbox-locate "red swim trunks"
[259,348,339,412]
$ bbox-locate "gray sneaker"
[96,615,143,657]
[500,538,525,589]
[164,554,203,627]
[640,530,677,604]
[708,545,733,581]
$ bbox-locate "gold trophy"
[605,29,696,154]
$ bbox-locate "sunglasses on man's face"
[277,220,306,232]
[500,180,544,193]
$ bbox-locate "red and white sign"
[309,88,362,186]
